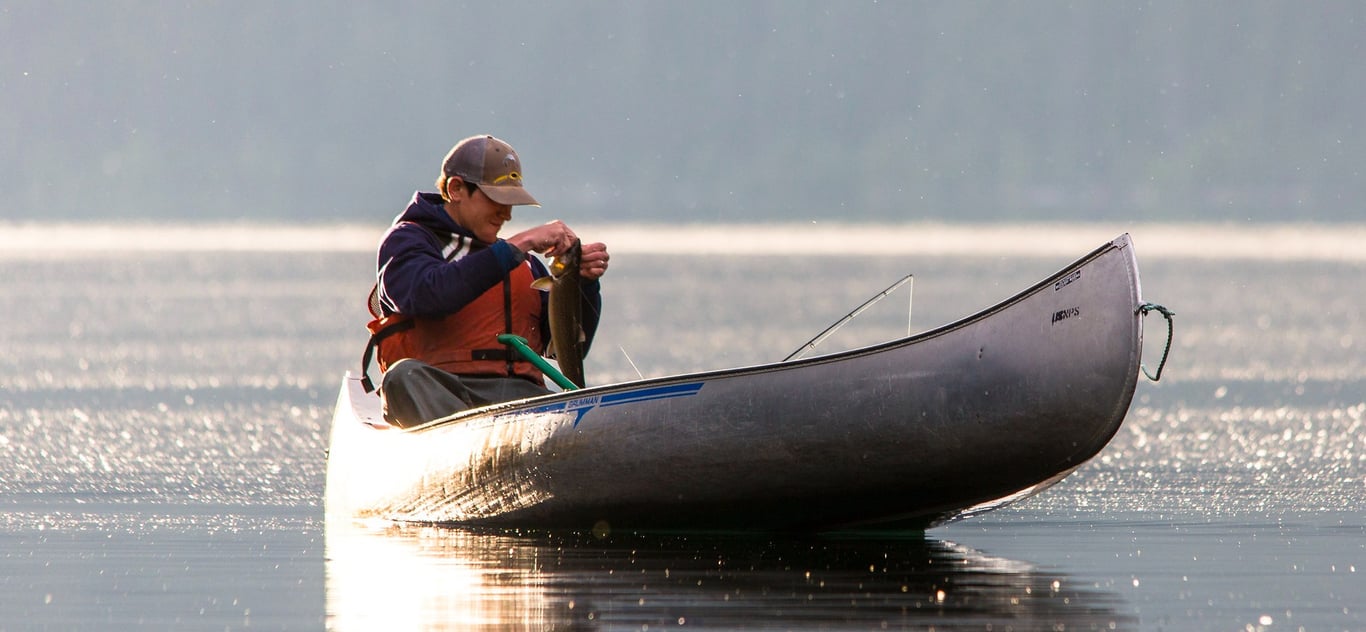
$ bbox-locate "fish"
[532,239,586,388]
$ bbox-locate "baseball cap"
[441,135,540,206]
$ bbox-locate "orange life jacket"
[362,261,545,392]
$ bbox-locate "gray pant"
[379,359,552,428]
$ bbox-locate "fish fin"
[530,277,554,292]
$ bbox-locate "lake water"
[2,224,1362,630]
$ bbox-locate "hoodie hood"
[393,191,477,241]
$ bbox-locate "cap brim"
[480,184,540,207]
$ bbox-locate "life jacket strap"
[361,317,517,392]
[361,317,413,393]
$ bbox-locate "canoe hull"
[326,235,1144,530]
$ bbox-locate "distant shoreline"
[3,221,1364,262]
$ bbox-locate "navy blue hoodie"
[374,191,602,353]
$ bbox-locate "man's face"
[450,182,513,243]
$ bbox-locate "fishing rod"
[783,273,914,362]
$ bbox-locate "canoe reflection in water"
[325,523,1134,630]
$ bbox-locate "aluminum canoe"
[325,234,1145,530]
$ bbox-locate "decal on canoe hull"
[1051,306,1081,325]
[525,382,705,426]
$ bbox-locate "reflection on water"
[325,522,1133,630]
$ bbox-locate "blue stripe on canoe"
[521,382,704,416]
[599,382,704,407]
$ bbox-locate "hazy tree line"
[3,1,1361,223]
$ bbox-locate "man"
[363,135,609,427]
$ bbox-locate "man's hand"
[508,220,577,257]
[579,242,610,281]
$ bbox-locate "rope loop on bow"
[1138,302,1175,381]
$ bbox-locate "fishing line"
[906,276,914,337]
[783,273,915,362]
[619,346,645,380]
